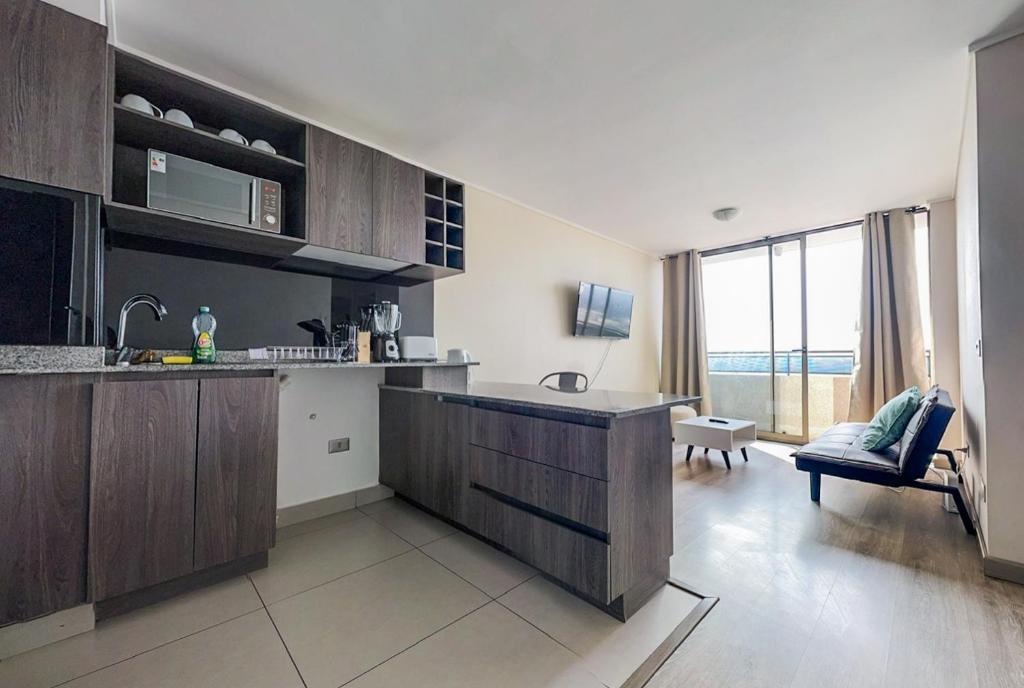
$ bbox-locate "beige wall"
[927,200,963,450]
[434,187,662,393]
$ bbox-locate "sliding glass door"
[702,225,869,444]
[702,240,807,443]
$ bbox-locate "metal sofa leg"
[685,445,694,461]
[809,472,821,502]
[949,486,977,535]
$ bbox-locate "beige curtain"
[849,209,929,421]
[661,251,712,414]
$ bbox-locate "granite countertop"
[0,346,475,376]
[381,381,700,419]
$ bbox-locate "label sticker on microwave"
[150,152,166,173]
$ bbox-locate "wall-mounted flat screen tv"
[574,282,633,339]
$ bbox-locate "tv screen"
[574,282,633,339]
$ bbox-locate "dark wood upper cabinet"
[195,376,279,570]
[372,151,425,264]
[0,375,92,625]
[306,127,373,254]
[0,0,108,194]
[90,379,199,601]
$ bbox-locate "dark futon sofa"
[792,386,975,534]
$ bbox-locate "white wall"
[433,187,663,393]
[973,34,1024,566]
[42,0,104,24]
[927,200,963,450]
[955,56,989,545]
[276,368,384,509]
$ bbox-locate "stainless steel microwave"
[146,150,282,232]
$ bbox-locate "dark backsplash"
[104,247,433,350]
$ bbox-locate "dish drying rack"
[248,346,351,362]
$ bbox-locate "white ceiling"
[108,0,1024,254]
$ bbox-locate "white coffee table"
[673,416,756,470]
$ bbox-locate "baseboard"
[0,604,94,660]
[983,554,1024,585]
[962,486,1024,585]
[95,552,268,621]
[276,484,394,528]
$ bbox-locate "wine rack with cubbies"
[424,173,464,272]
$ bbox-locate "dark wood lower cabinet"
[378,389,465,522]
[0,375,93,625]
[195,377,279,569]
[90,379,199,601]
[379,388,674,620]
[89,373,279,606]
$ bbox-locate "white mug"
[218,129,248,145]
[164,108,194,128]
[250,139,276,155]
[121,94,162,118]
[447,349,472,364]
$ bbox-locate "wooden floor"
[649,442,1024,688]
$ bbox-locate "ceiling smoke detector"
[712,207,741,222]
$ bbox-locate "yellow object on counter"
[161,356,194,365]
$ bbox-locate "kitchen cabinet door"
[378,389,466,522]
[0,375,92,625]
[306,127,374,253]
[90,379,198,601]
[372,151,425,264]
[195,376,279,570]
[0,0,108,194]
[379,388,412,496]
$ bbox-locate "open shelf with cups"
[107,50,308,255]
[423,172,465,273]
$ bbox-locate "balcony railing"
[707,349,931,438]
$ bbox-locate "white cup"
[447,349,472,364]
[250,139,277,155]
[121,94,162,118]
[164,108,194,128]
[218,129,249,145]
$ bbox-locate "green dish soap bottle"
[192,306,217,364]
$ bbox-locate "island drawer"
[468,407,609,480]
[468,445,608,534]
[465,486,611,603]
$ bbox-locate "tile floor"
[0,497,704,688]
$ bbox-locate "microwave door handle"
[249,179,259,227]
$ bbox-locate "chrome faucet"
[114,294,168,366]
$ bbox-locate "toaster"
[399,336,438,361]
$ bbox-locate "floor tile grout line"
[250,577,309,688]
[415,538,506,601]
[277,509,369,542]
[358,507,454,549]
[335,599,494,688]
[256,547,415,607]
[492,596,610,688]
[49,606,266,688]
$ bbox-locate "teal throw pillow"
[861,386,922,451]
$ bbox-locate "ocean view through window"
[701,214,931,440]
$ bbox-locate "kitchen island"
[378,378,699,620]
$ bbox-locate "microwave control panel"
[258,180,282,233]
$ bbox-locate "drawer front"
[469,445,608,534]
[466,487,611,603]
[469,407,608,480]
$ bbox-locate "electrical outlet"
[328,437,350,454]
